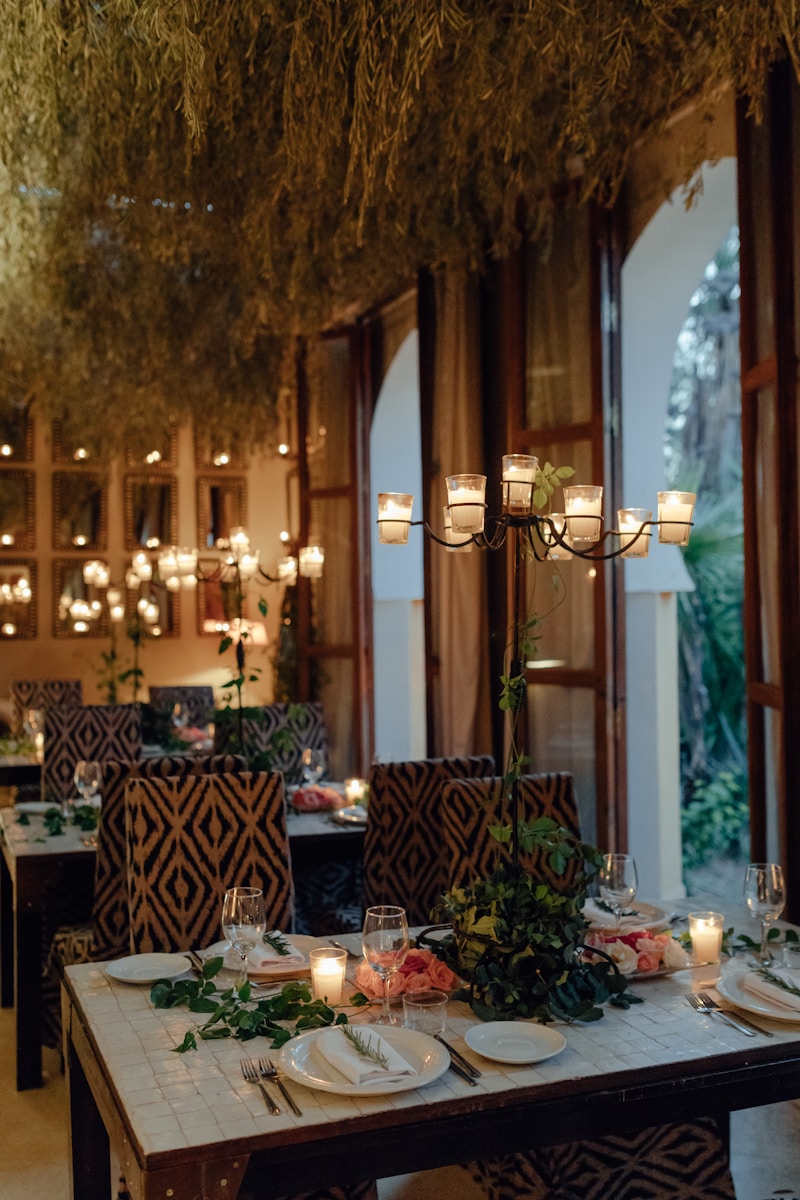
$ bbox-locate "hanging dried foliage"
[0,0,796,452]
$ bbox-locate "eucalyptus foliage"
[0,2,797,450]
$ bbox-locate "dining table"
[63,922,800,1200]
[0,802,366,1090]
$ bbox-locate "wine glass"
[221,886,267,988]
[362,905,410,1025]
[171,702,189,730]
[301,747,326,785]
[598,853,638,932]
[73,761,102,810]
[743,862,785,963]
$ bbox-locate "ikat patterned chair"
[10,676,82,734]
[126,769,295,953]
[148,685,215,729]
[42,753,246,1048]
[43,703,142,805]
[442,772,582,892]
[362,755,494,925]
[213,701,326,783]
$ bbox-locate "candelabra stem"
[510,527,525,876]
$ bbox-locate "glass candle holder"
[618,508,652,558]
[442,506,472,552]
[299,545,325,578]
[502,453,538,515]
[309,946,347,1004]
[563,485,603,543]
[344,777,367,803]
[657,491,696,546]
[377,492,414,544]
[688,911,724,964]
[446,474,486,534]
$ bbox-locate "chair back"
[10,677,82,733]
[148,686,214,729]
[43,703,142,804]
[91,753,246,960]
[213,701,327,783]
[362,755,494,925]
[442,772,581,892]
[126,770,294,953]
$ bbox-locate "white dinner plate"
[14,800,55,814]
[717,969,800,1023]
[278,1025,449,1096]
[583,901,669,933]
[330,805,368,826]
[105,953,191,985]
[464,1022,566,1064]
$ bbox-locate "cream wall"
[0,418,292,710]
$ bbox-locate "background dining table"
[62,923,800,1200]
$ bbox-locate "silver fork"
[260,1057,302,1115]
[240,1057,282,1113]
[686,991,762,1037]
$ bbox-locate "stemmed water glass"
[301,747,326,785]
[743,862,785,963]
[598,853,638,932]
[73,760,102,814]
[362,905,410,1025]
[221,886,267,988]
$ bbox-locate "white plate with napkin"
[278,1024,449,1095]
[202,932,311,979]
[718,964,800,1021]
[582,898,669,933]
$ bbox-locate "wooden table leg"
[15,901,44,1089]
[66,1024,111,1200]
[0,846,13,1009]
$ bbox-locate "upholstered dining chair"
[42,753,246,1048]
[148,684,214,729]
[43,702,142,805]
[362,755,494,925]
[213,701,327,782]
[126,769,294,953]
[442,771,582,891]
[10,676,82,734]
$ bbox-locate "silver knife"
[448,1058,478,1086]
[708,1009,757,1038]
[716,1010,774,1038]
[434,1033,482,1077]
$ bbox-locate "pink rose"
[399,952,430,977]
[403,970,433,992]
[636,951,661,973]
[634,936,659,955]
[353,962,407,999]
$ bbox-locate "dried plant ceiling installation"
[0,0,797,453]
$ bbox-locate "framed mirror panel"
[125,422,178,469]
[53,558,109,638]
[197,476,247,550]
[53,471,107,551]
[194,429,246,470]
[126,585,180,639]
[0,402,33,462]
[0,560,36,639]
[124,474,177,550]
[0,470,35,550]
[196,564,248,637]
[52,421,99,465]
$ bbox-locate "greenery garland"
[0,2,798,450]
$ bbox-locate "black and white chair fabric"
[43,703,142,805]
[213,701,326,783]
[148,685,215,729]
[10,677,82,733]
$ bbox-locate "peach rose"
[634,936,660,955]
[636,951,661,973]
[353,962,407,999]
[403,970,433,992]
[427,955,459,990]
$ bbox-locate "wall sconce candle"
[618,509,652,558]
[446,474,487,533]
[502,454,539,515]
[377,493,414,544]
[657,491,696,545]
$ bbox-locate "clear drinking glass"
[598,853,638,931]
[73,760,102,811]
[362,905,410,1025]
[743,862,785,963]
[221,886,267,988]
[301,747,326,784]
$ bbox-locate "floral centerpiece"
[353,948,459,1000]
[583,929,691,975]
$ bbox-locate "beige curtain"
[428,269,492,758]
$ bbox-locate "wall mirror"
[197,476,247,550]
[0,561,36,639]
[52,421,100,465]
[125,422,177,469]
[0,402,33,462]
[124,474,177,550]
[126,586,179,639]
[53,471,107,551]
[0,470,35,549]
[197,565,248,636]
[53,558,108,638]
[194,430,245,470]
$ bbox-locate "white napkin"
[14,800,53,814]
[203,935,307,975]
[315,1028,416,1086]
[742,968,800,1012]
[582,898,659,932]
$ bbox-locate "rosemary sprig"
[262,930,291,956]
[758,966,800,998]
[342,1026,390,1069]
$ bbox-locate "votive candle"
[688,911,724,964]
[657,491,696,546]
[377,493,414,544]
[446,474,486,534]
[618,508,652,558]
[564,485,603,542]
[309,946,347,1004]
[502,454,538,515]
